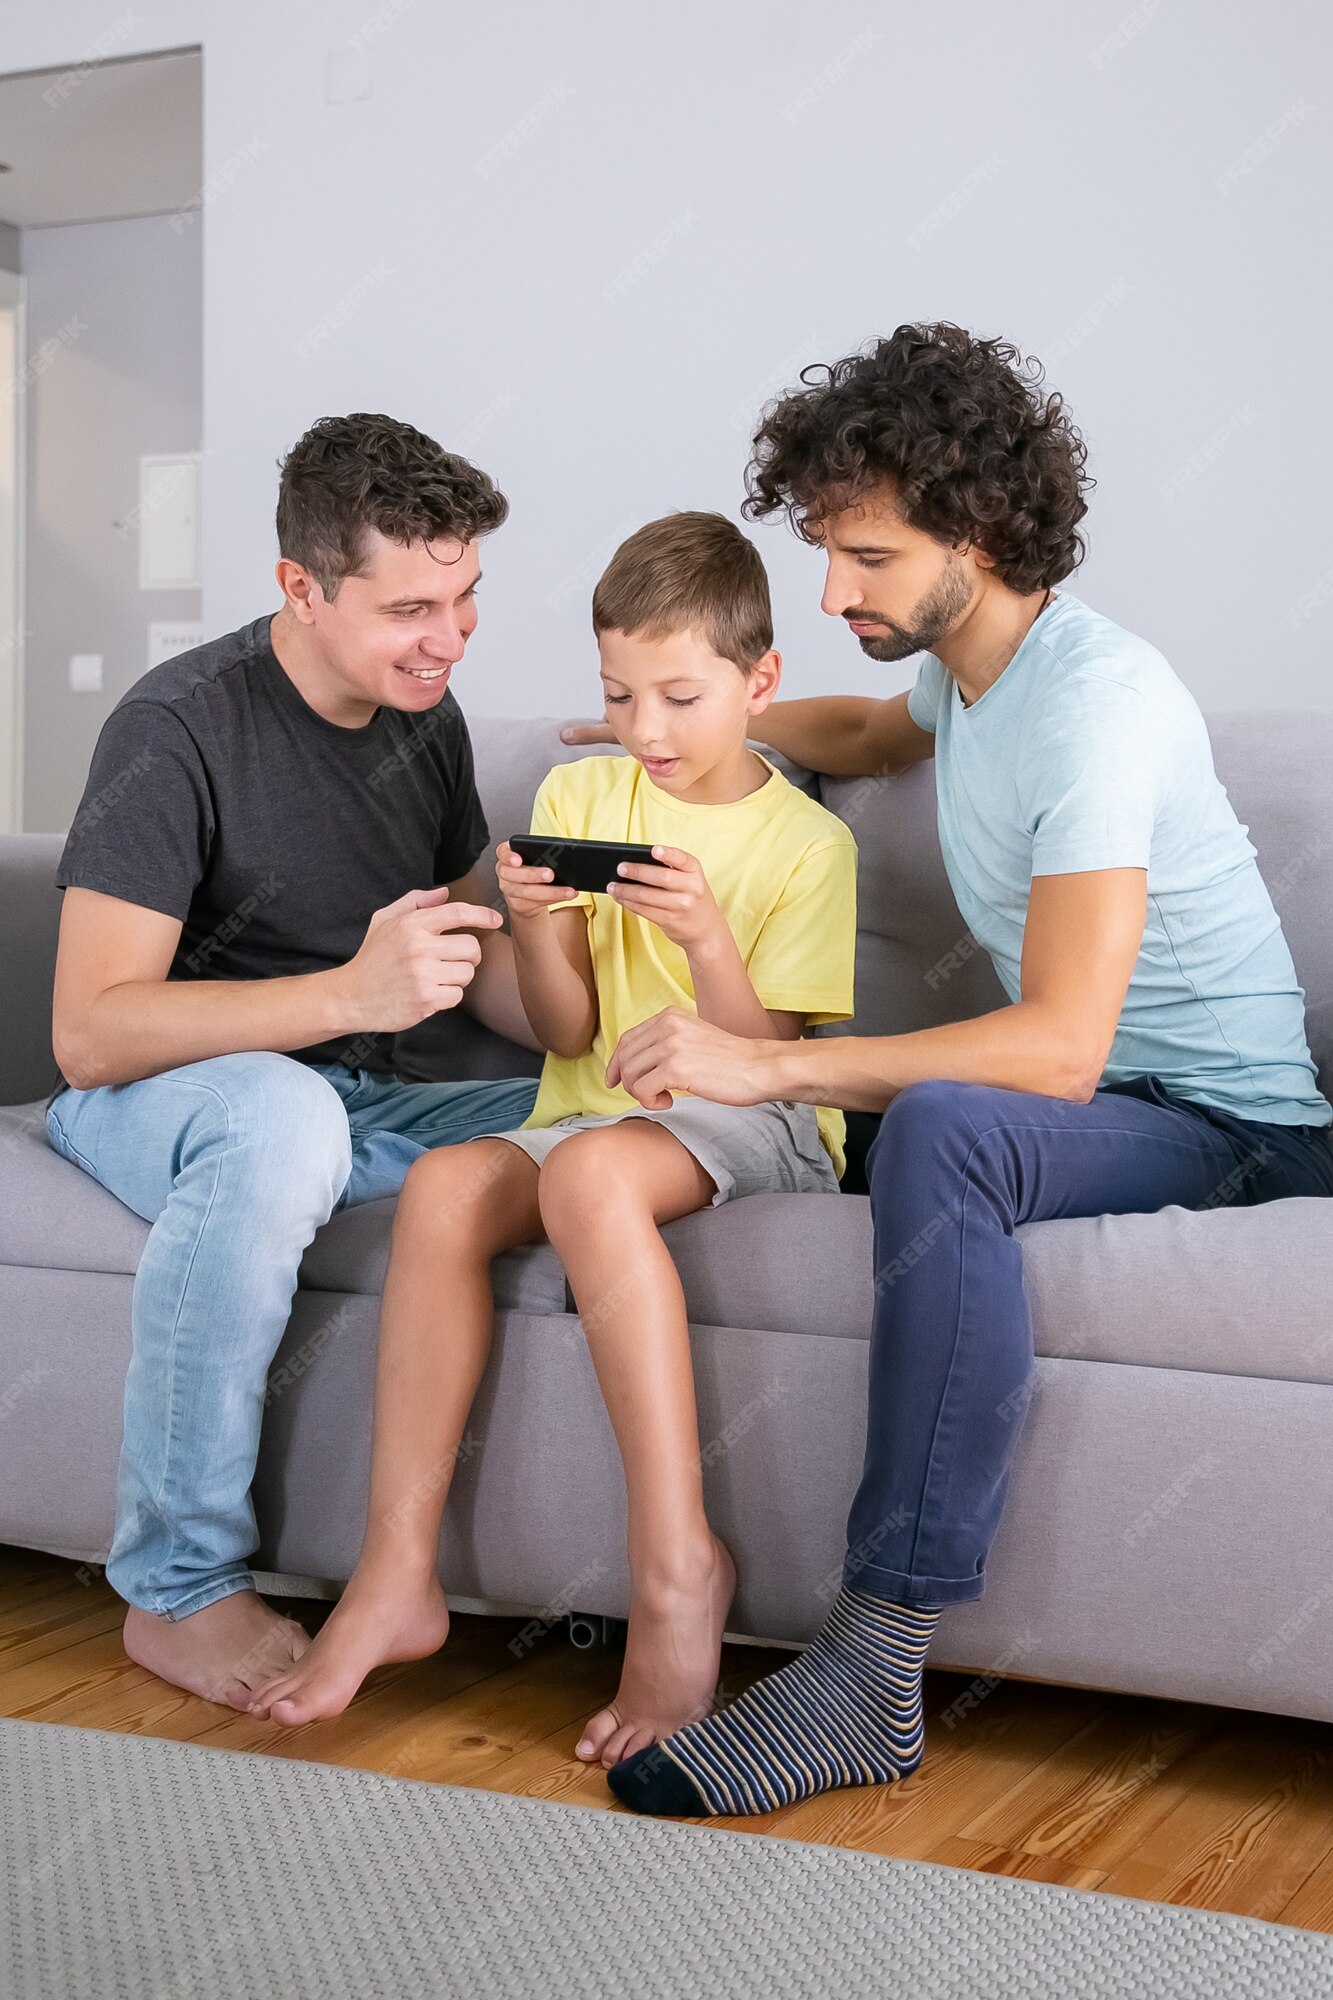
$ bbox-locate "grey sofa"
[3,714,1333,1725]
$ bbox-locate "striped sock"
[607,1587,941,1817]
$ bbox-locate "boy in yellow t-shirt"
[248,511,857,1766]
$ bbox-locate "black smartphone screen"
[509,834,658,896]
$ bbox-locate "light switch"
[69,653,103,693]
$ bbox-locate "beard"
[846,557,975,661]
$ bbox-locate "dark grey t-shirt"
[55,613,490,1082]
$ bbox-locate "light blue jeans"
[45,1052,539,1619]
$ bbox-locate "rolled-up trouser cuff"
[844,1555,986,1608]
[113,1572,256,1623]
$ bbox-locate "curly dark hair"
[742,324,1093,595]
[276,412,509,598]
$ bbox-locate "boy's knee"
[398,1142,476,1215]
[536,1129,624,1230]
[395,1140,517,1242]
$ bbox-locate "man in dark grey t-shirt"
[47,414,541,1707]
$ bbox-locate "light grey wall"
[22,214,201,830]
[3,0,1330,722]
[0,223,18,272]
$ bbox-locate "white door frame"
[0,266,25,834]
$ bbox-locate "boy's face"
[597,627,777,795]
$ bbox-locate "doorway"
[0,265,20,832]
[0,46,202,833]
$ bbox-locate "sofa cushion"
[0,1102,566,1314]
[1208,713,1333,1098]
[655,1186,1333,1388]
[816,758,1008,1041]
[1019,1195,1333,1387]
[12,1097,1333,1387]
[298,1197,568,1313]
[0,1101,148,1276]
[659,1195,867,1342]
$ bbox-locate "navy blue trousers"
[844,1074,1333,1606]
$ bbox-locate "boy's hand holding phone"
[500,838,724,957]
[495,840,577,922]
[607,845,727,956]
[496,839,600,1058]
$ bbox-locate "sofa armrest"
[0,834,64,1106]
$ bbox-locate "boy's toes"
[267,1694,311,1727]
[246,1674,296,1717]
[246,1667,334,1725]
[575,1704,623,1762]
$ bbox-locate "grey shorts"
[494,1096,839,1207]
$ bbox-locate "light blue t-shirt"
[907,589,1330,1127]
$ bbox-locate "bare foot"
[245,1564,451,1725]
[576,1535,736,1769]
[123,1590,312,1710]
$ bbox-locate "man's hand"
[608,845,727,954]
[332,885,503,1032]
[495,840,579,923]
[559,721,616,746]
[560,695,936,778]
[607,1006,775,1110]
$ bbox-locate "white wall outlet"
[69,653,103,693]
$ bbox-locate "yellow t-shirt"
[518,753,858,1177]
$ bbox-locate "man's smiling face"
[304,529,483,713]
[816,489,978,662]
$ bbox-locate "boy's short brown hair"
[592,511,773,671]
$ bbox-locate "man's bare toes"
[601,1721,657,1769]
[280,1617,312,1661]
[214,1677,265,1713]
[233,1620,312,1691]
[599,1724,635,1768]
[575,1705,623,1762]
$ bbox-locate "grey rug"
[3,1719,1331,1999]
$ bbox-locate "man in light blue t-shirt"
[564,323,1333,1821]
[906,588,1329,1126]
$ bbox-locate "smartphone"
[508,834,658,896]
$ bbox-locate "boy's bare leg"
[247,1139,543,1724]
[537,1122,737,1770]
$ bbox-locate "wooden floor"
[3,1543,1332,1933]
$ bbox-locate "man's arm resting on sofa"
[608,869,1148,1113]
[561,690,935,781]
[52,884,503,1091]
[744,689,937,779]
